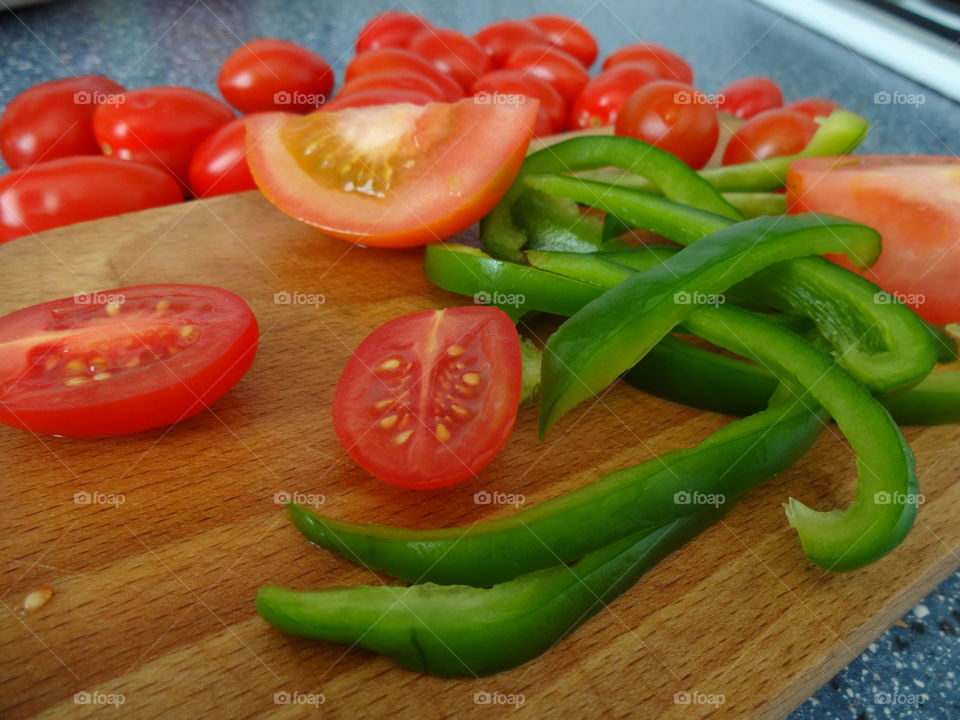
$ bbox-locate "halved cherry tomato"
[320,89,435,112]
[787,156,960,324]
[472,70,565,137]
[93,86,234,189]
[337,72,447,102]
[568,63,656,130]
[246,98,537,247]
[786,97,841,121]
[0,157,182,243]
[189,115,261,198]
[0,75,124,170]
[474,20,546,68]
[504,44,589,105]
[602,43,693,84]
[615,81,718,169]
[0,284,258,436]
[528,14,598,68]
[333,306,521,489]
[716,76,782,119]
[722,109,817,165]
[407,28,491,91]
[345,48,463,102]
[356,11,432,53]
[217,38,333,114]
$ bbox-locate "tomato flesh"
[787,156,960,324]
[333,307,521,489]
[0,284,258,436]
[246,99,537,247]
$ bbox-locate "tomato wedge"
[333,307,521,489]
[0,285,258,436]
[245,98,537,247]
[787,156,960,324]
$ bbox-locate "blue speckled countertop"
[1,1,958,717]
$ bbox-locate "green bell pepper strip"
[286,393,823,587]
[525,173,938,395]
[259,516,717,678]
[480,135,743,262]
[538,213,880,435]
[578,110,869,195]
[512,188,610,253]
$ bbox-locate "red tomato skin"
[722,109,818,166]
[615,81,718,169]
[0,284,258,437]
[568,63,656,130]
[345,48,463,102]
[188,115,261,198]
[332,306,521,489]
[527,14,598,68]
[320,89,434,112]
[218,38,334,113]
[0,157,183,243]
[474,20,546,68]
[0,76,125,170]
[407,28,492,91]
[356,11,432,53]
[472,70,564,137]
[716,76,783,119]
[787,156,960,324]
[602,43,693,84]
[337,72,447,102]
[786,97,840,120]
[93,87,234,189]
[504,44,590,105]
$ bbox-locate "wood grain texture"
[1,192,958,720]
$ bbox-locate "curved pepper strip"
[525,174,938,395]
[286,394,822,587]
[538,213,880,435]
[480,135,743,262]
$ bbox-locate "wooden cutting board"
[1,192,958,720]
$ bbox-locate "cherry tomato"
[93,86,234,189]
[217,38,333,113]
[785,97,841,120]
[0,157,182,243]
[788,156,960,324]
[345,48,463,102]
[527,14,598,68]
[0,76,125,170]
[504,44,589,105]
[356,11,432,53]
[0,284,258,436]
[471,70,566,137]
[337,72,447,102]
[614,81,718,170]
[188,115,262,198]
[321,88,435,112]
[716,76,783,119]
[568,63,656,130]
[407,28,491,91]
[246,98,537,248]
[333,306,521,489]
[722,109,817,166]
[474,20,546,68]
[602,43,693,84]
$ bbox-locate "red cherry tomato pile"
[0,9,845,244]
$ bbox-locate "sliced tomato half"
[0,284,258,436]
[245,98,537,248]
[787,155,960,324]
[333,306,522,489]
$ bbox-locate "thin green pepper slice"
[538,214,879,435]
